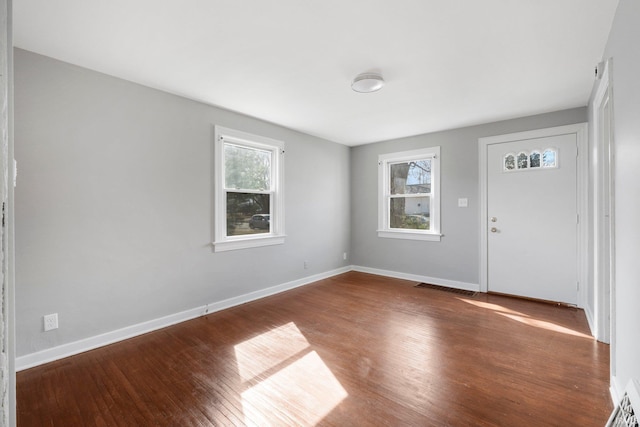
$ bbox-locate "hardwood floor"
[17,272,612,426]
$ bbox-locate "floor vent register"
[608,379,640,427]
[414,283,477,297]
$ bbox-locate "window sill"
[377,230,442,242]
[213,235,286,252]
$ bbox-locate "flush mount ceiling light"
[351,73,385,93]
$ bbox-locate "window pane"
[389,197,430,230]
[224,144,271,190]
[390,160,431,194]
[504,154,516,171]
[517,152,528,169]
[542,149,557,167]
[226,193,271,236]
[530,151,541,168]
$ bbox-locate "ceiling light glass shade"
[351,73,385,93]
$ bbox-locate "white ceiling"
[13,1,618,146]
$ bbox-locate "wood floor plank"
[17,272,612,426]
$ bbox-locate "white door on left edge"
[487,133,578,304]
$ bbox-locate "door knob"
[491,227,497,233]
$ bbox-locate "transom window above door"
[503,148,558,172]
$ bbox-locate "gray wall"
[350,108,587,285]
[599,0,640,397]
[13,45,600,368]
[14,49,351,357]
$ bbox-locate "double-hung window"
[214,126,285,252]
[378,147,441,241]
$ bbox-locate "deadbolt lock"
[490,217,497,222]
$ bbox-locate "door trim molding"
[478,123,588,308]
[592,58,615,348]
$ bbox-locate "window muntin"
[378,147,440,241]
[214,126,284,252]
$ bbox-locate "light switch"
[458,198,468,208]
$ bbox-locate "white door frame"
[1,1,16,423]
[592,59,615,350]
[479,123,589,308]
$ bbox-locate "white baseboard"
[352,265,479,292]
[16,266,352,371]
[584,304,596,338]
[16,266,479,370]
[610,375,621,406]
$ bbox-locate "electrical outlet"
[343,252,348,260]
[44,313,58,331]
[304,260,309,269]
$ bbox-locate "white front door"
[486,133,578,304]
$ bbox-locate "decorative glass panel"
[504,154,516,171]
[224,143,271,190]
[517,152,528,169]
[542,149,557,167]
[504,150,556,172]
[390,160,431,195]
[226,192,271,236]
[530,151,541,168]
[389,196,430,230]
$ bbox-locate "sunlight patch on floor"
[234,322,310,382]
[496,312,593,338]
[457,298,592,339]
[240,351,348,425]
[457,299,524,316]
[234,322,348,425]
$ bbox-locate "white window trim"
[213,126,285,252]
[377,147,441,242]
